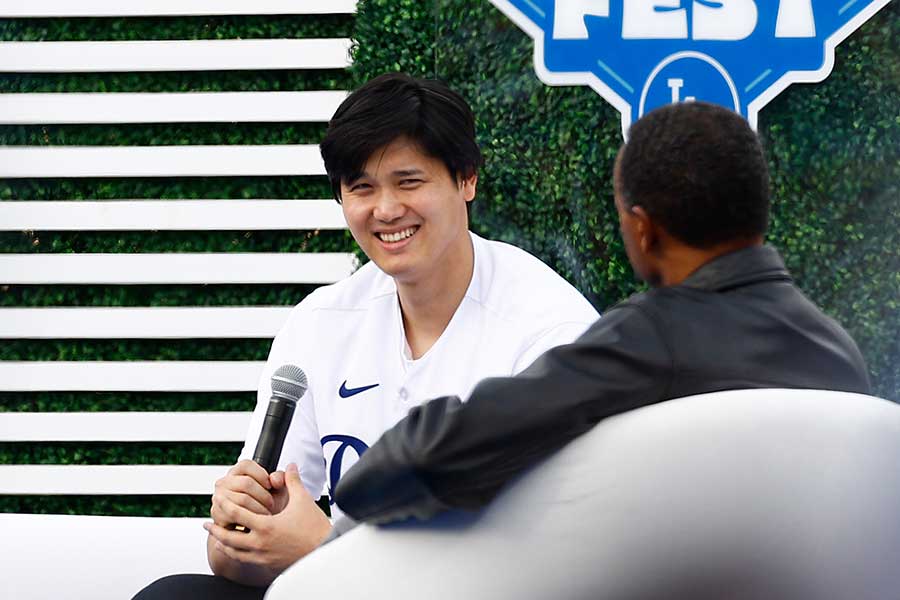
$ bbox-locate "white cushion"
[269,388,900,600]
[1,514,211,600]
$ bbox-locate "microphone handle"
[252,397,297,473]
[228,398,297,534]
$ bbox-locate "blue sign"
[489,0,891,134]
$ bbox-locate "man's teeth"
[379,227,417,243]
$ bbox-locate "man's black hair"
[618,101,770,248]
[320,72,484,202]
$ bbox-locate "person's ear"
[629,205,658,254]
[461,173,477,203]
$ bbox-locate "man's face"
[340,137,476,284]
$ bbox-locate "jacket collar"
[680,245,793,292]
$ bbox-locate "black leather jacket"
[333,245,872,524]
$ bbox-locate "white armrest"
[1,514,212,600]
[270,389,900,600]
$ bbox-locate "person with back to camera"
[331,100,873,527]
[131,73,598,600]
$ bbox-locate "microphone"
[252,364,308,473]
[230,364,308,533]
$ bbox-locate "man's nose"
[372,190,405,222]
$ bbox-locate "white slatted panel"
[0,145,325,178]
[0,253,356,284]
[0,39,353,72]
[0,307,292,338]
[0,0,357,17]
[0,412,251,442]
[0,200,346,231]
[1,4,352,505]
[0,91,347,124]
[0,361,264,391]
[0,465,227,495]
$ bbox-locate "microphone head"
[271,364,308,403]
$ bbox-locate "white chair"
[1,513,211,600]
[0,412,248,600]
[268,388,900,600]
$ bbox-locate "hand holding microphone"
[225,364,308,533]
[207,364,331,571]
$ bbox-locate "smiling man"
[130,73,598,600]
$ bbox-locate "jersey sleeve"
[239,304,327,499]
[511,318,597,374]
[333,303,670,523]
[511,291,600,374]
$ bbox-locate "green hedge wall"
[1,1,897,517]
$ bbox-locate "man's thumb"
[285,463,305,495]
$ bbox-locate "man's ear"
[630,205,658,254]
[461,173,478,203]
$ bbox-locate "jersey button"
[398,387,409,401]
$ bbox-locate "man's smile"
[376,226,419,244]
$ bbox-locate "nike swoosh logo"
[338,380,380,398]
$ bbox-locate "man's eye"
[349,183,371,192]
[400,179,423,187]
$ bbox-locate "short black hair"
[618,102,770,248]
[320,73,484,202]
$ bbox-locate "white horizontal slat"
[0,465,228,495]
[0,361,264,391]
[0,412,251,442]
[0,307,293,338]
[0,145,325,178]
[0,91,347,124]
[0,200,346,231]
[0,0,358,17]
[0,253,356,284]
[0,39,353,72]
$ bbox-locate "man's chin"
[372,258,415,282]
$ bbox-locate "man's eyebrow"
[393,168,425,177]
[344,168,426,185]
[344,171,368,185]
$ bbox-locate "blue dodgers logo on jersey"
[489,0,891,132]
[321,434,369,505]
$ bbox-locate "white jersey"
[240,232,599,520]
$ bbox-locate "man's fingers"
[210,490,271,525]
[212,539,255,564]
[214,474,275,512]
[204,522,259,554]
[223,489,271,516]
[214,496,266,532]
[269,470,286,490]
[228,459,272,487]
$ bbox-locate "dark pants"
[132,574,267,600]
